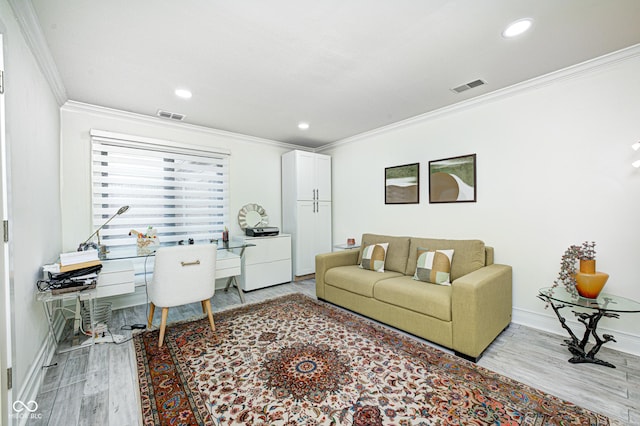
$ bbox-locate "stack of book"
[59,249,101,272]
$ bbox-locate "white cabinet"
[282,150,332,277]
[294,201,332,275]
[294,151,332,201]
[237,234,292,291]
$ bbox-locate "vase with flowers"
[553,241,608,299]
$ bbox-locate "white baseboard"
[15,314,64,426]
[512,307,640,357]
[91,290,640,357]
[15,341,53,426]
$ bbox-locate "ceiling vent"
[451,79,486,94]
[157,109,186,121]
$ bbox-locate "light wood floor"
[34,280,639,425]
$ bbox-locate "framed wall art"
[429,154,476,203]
[385,163,419,204]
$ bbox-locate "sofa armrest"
[315,250,360,299]
[451,263,512,358]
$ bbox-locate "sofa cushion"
[359,243,388,272]
[406,238,485,281]
[325,265,402,297]
[359,234,410,274]
[413,248,454,285]
[374,276,452,321]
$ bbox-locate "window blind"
[90,130,229,251]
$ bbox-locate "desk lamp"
[78,205,130,257]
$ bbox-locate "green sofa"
[315,233,512,360]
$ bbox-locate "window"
[89,130,229,253]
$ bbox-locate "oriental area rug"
[133,293,609,425]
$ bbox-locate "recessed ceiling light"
[502,18,533,38]
[298,122,310,130]
[175,88,192,99]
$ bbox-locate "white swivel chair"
[147,244,217,347]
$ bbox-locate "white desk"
[102,241,253,304]
[39,242,251,353]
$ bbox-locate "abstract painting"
[429,154,476,203]
[385,163,419,204]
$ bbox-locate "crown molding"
[318,43,640,152]
[62,101,301,150]
[8,0,68,105]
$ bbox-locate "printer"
[245,227,279,237]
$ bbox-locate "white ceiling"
[26,0,640,148]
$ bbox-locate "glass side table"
[538,287,640,368]
[333,243,360,250]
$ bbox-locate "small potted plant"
[578,241,596,274]
[553,244,581,296]
[553,241,608,298]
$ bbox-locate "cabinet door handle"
[316,201,319,212]
[313,201,316,213]
[317,189,319,200]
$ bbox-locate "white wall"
[60,102,299,252]
[322,48,640,354]
[1,0,62,407]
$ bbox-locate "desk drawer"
[244,236,291,264]
[97,260,135,298]
[216,251,241,279]
[243,259,292,291]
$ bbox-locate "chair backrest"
[148,244,217,308]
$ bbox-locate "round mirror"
[238,203,268,229]
[245,211,262,227]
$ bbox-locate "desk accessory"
[78,205,130,257]
[245,227,279,237]
[37,263,102,295]
[129,226,159,255]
